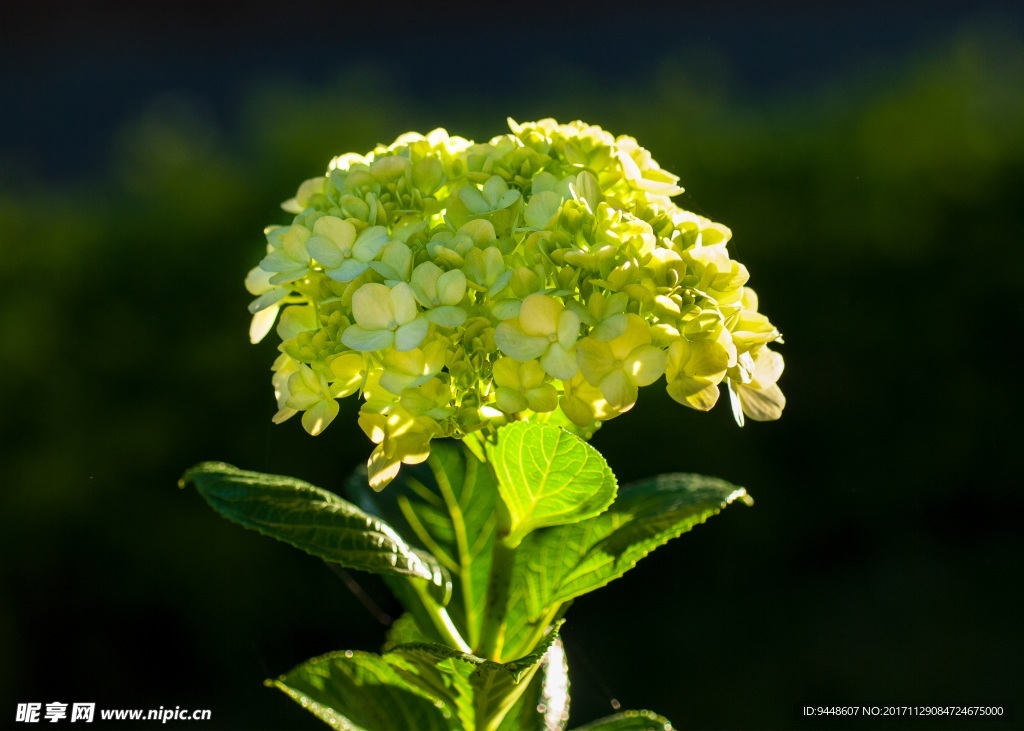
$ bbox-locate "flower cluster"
[246,119,784,488]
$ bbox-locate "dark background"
[2,1,1023,728]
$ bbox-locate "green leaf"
[572,710,674,730]
[347,441,498,649]
[497,636,570,731]
[267,650,456,731]
[379,613,477,730]
[390,620,564,683]
[503,474,749,655]
[488,422,617,547]
[180,461,451,602]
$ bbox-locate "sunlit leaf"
[489,422,617,547]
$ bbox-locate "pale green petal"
[667,377,720,411]
[556,309,581,349]
[496,188,521,209]
[313,215,356,247]
[330,352,365,396]
[626,345,667,386]
[576,337,616,385]
[286,386,321,411]
[728,379,745,427]
[259,249,299,274]
[459,219,497,244]
[248,286,287,316]
[610,314,652,360]
[541,343,578,380]
[277,305,318,340]
[686,339,730,378]
[272,406,298,424]
[425,306,467,328]
[738,383,786,422]
[750,348,784,388]
[591,313,628,340]
[495,321,549,361]
[367,445,402,491]
[436,269,467,305]
[353,229,389,262]
[379,241,412,281]
[519,359,547,389]
[281,225,311,260]
[244,265,274,295]
[351,283,394,329]
[496,387,529,414]
[559,394,594,427]
[390,282,420,326]
[301,398,340,436]
[492,358,523,388]
[525,191,562,229]
[572,170,602,210]
[367,260,401,281]
[266,268,307,286]
[482,175,510,206]
[306,235,345,268]
[379,370,420,395]
[355,224,390,250]
[600,369,638,411]
[249,306,279,344]
[341,325,394,352]
[394,316,429,351]
[491,298,522,320]
[459,185,489,214]
[519,293,561,337]
[525,384,558,413]
[411,262,443,305]
[329,258,369,282]
[282,176,326,213]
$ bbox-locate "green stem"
[477,536,515,661]
[411,581,472,653]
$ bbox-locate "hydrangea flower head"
[247,119,785,488]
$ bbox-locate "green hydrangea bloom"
[247,119,785,488]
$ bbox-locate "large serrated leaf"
[504,474,750,645]
[380,613,477,731]
[572,710,674,730]
[489,422,617,547]
[390,620,564,683]
[497,636,570,731]
[181,461,450,602]
[267,650,456,731]
[347,441,498,648]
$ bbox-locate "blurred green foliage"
[1,24,1022,729]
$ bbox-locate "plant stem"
[411,581,472,653]
[477,536,515,661]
